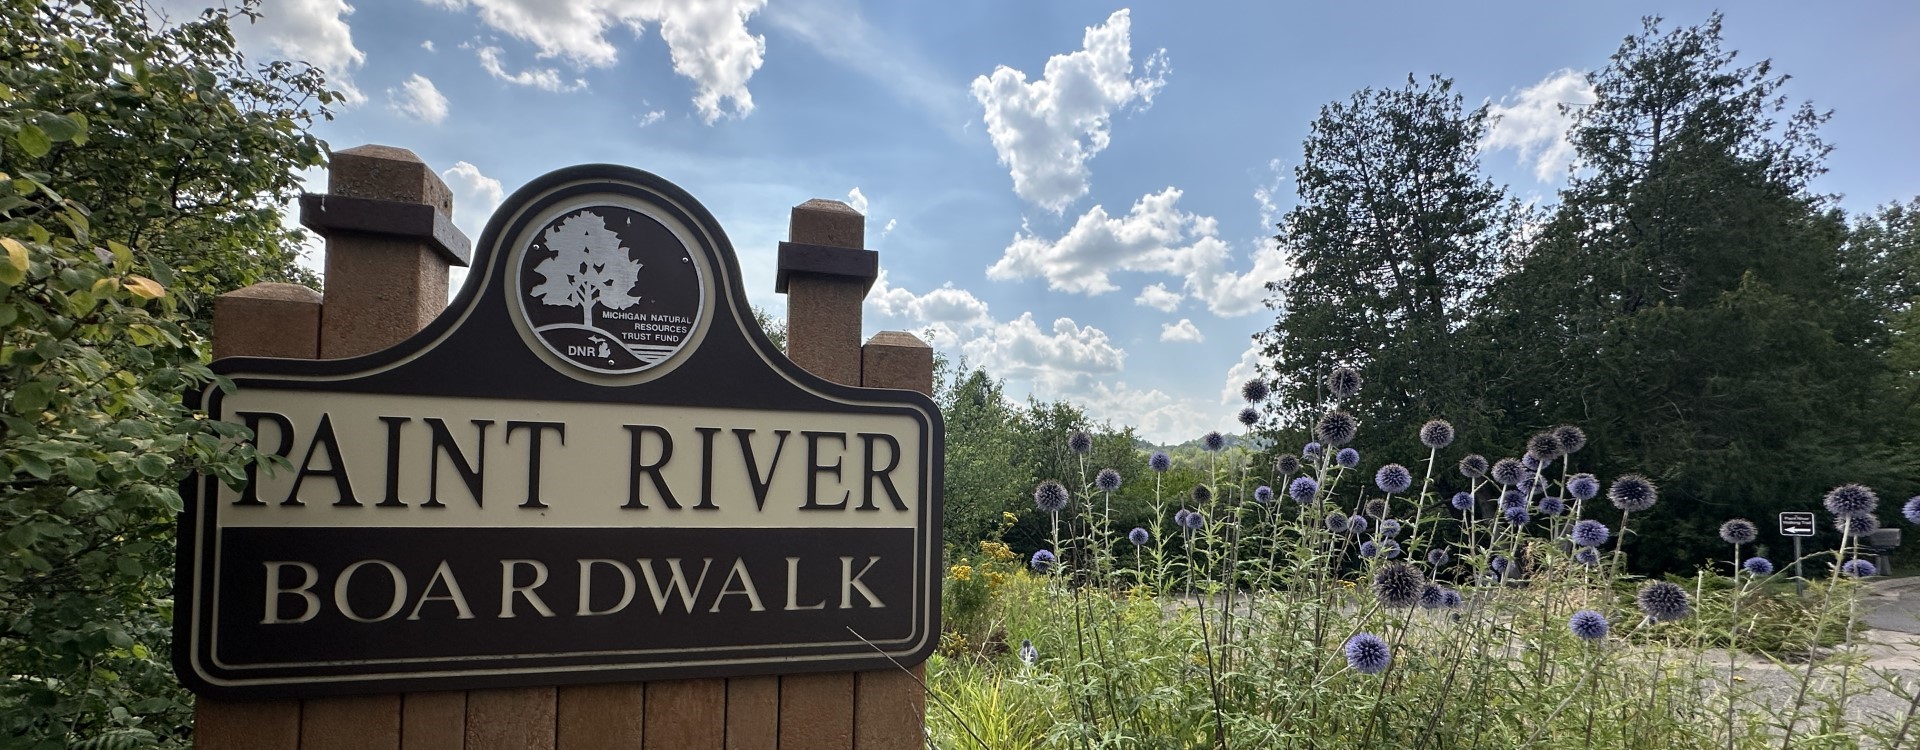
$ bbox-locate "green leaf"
[65,456,98,487]
[18,452,52,480]
[34,113,82,143]
[15,123,52,158]
[13,379,54,413]
[133,453,169,478]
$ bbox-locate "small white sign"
[1779,511,1816,537]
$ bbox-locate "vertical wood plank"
[724,676,779,750]
[557,684,644,749]
[778,673,854,749]
[853,666,924,749]
[300,695,401,750]
[642,679,725,750]
[401,691,467,750]
[465,687,556,750]
[194,698,300,750]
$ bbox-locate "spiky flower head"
[1237,407,1259,427]
[1419,419,1456,449]
[1364,498,1388,518]
[1521,454,1539,471]
[1427,548,1450,567]
[1276,454,1302,475]
[1149,450,1172,473]
[1375,464,1414,494]
[1503,506,1530,527]
[1034,481,1070,513]
[1459,454,1489,479]
[1450,492,1474,511]
[1718,518,1759,546]
[1420,583,1448,609]
[1343,633,1391,675]
[1905,497,1920,525]
[1527,431,1564,464]
[1843,559,1878,578]
[1030,549,1056,573]
[1173,509,1192,529]
[1836,512,1880,537]
[1823,484,1879,517]
[1608,475,1658,512]
[1358,541,1380,559]
[1181,510,1207,530]
[1567,473,1600,501]
[1442,588,1463,608]
[1491,458,1527,486]
[1636,581,1691,622]
[1325,512,1349,533]
[1373,563,1426,608]
[1499,489,1527,510]
[1317,410,1359,446]
[1336,448,1361,468]
[1289,476,1319,504]
[1348,516,1370,535]
[1128,527,1151,546]
[1095,468,1122,493]
[1192,484,1212,504]
[1068,431,1093,454]
[1570,519,1610,548]
[1378,519,1403,538]
[1742,557,1774,576]
[1381,540,1402,559]
[1241,378,1270,403]
[1573,547,1601,566]
[1303,441,1323,457]
[1538,496,1567,516]
[1202,431,1227,452]
[1254,485,1274,504]
[1569,610,1609,641]
[1553,425,1588,454]
[1018,639,1038,665]
[1490,555,1511,578]
[1327,367,1363,400]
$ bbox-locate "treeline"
[1257,14,1918,573]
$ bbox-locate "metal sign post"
[1781,511,1815,596]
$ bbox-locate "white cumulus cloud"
[387,74,450,124]
[1484,69,1596,182]
[217,0,367,105]
[1160,318,1203,343]
[970,9,1167,211]
[1134,282,1181,312]
[846,187,869,215]
[421,39,436,52]
[961,313,1125,393]
[476,46,587,92]
[440,160,505,299]
[636,110,666,127]
[865,270,994,338]
[432,0,768,122]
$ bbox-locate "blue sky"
[195,0,1919,443]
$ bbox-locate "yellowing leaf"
[2,237,25,272]
[92,276,118,297]
[123,275,165,300]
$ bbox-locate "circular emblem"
[514,205,703,374]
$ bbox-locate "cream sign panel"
[174,166,942,698]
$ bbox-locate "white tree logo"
[528,211,643,326]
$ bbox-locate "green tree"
[1259,75,1516,462]
[935,365,1024,551]
[1,1,335,744]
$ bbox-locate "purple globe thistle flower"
[1538,497,1567,516]
[1317,410,1360,448]
[1521,454,1540,471]
[1034,481,1070,513]
[1742,557,1774,576]
[1254,485,1274,504]
[1303,441,1323,457]
[1905,497,1920,525]
[1843,559,1878,578]
[1490,555,1511,578]
[1018,639,1038,665]
[1420,583,1448,609]
[1491,458,1527,486]
[1095,468,1122,493]
[1192,485,1213,504]
[1719,519,1759,546]
[1569,610,1609,641]
[1375,464,1414,494]
[1289,476,1319,503]
[1526,431,1564,464]
[1636,581,1691,622]
[1068,431,1093,454]
[1450,492,1474,511]
[1241,378,1270,403]
[1149,451,1172,473]
[1030,550,1056,573]
[1426,548,1450,567]
[1358,541,1380,559]
[1554,425,1588,455]
[1348,515,1370,535]
[1570,519,1610,548]
[1373,563,1426,608]
[1364,498,1388,518]
[1503,506,1531,527]
[1202,431,1227,452]
[1237,407,1260,427]
[1499,489,1527,510]
[1180,510,1207,531]
[1823,484,1879,517]
[1381,540,1403,559]
[1573,547,1601,566]
[1459,454,1489,479]
[1567,473,1600,501]
[1419,419,1456,449]
[1608,475,1658,512]
[1327,367,1363,400]
[1379,519,1403,538]
[1442,588,1463,608]
[1343,633,1391,675]
[1276,454,1302,475]
[1836,513,1880,537]
[1129,527,1151,546]
[1325,512,1349,533]
[1173,509,1192,528]
[1336,448,1361,468]
[1517,477,1537,496]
